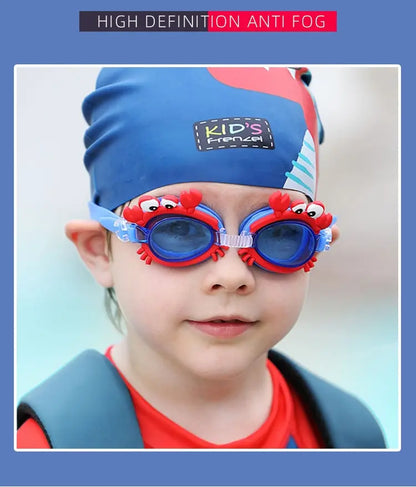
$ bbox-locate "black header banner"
[79,11,209,31]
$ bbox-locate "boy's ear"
[65,220,114,288]
[331,224,340,244]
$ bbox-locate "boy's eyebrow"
[205,197,271,217]
[238,200,270,214]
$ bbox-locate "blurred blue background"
[16,66,399,448]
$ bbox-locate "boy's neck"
[111,337,274,444]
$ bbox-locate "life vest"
[17,349,386,449]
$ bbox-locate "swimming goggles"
[89,189,335,273]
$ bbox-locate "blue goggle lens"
[149,217,214,262]
[255,221,316,267]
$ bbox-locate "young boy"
[17,67,385,449]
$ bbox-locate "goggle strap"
[88,202,146,243]
[315,227,333,252]
[216,230,253,248]
[316,215,337,252]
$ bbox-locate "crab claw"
[137,246,153,265]
[210,246,227,262]
[180,189,203,213]
[123,205,144,224]
[316,213,333,230]
[303,256,317,272]
[269,191,291,216]
[238,248,256,266]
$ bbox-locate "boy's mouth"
[187,316,257,338]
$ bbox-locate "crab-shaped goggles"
[89,189,335,273]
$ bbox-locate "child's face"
[108,183,310,380]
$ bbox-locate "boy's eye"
[306,203,324,219]
[140,198,160,212]
[292,203,307,214]
[166,220,193,236]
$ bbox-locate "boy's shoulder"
[17,350,144,448]
[17,349,386,449]
[267,349,386,448]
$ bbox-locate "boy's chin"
[183,350,269,382]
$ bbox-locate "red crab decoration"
[122,189,226,266]
[238,191,333,273]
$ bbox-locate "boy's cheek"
[266,272,309,314]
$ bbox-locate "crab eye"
[306,203,324,219]
[160,197,178,210]
[140,198,160,212]
[292,203,307,214]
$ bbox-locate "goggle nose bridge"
[216,229,254,248]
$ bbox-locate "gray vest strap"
[17,350,143,448]
[268,349,386,448]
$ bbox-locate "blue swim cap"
[82,67,324,210]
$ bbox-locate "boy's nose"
[201,248,256,295]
